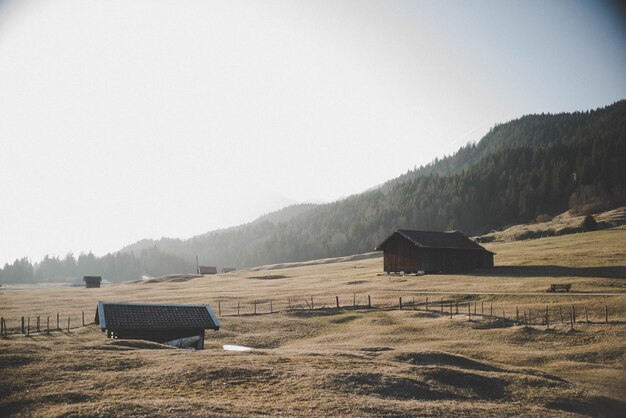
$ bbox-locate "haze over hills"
[2,101,625,283]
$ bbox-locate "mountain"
[3,100,625,282]
[117,100,625,272]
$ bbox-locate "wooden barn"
[95,302,220,350]
[83,276,102,288]
[375,229,494,274]
[197,265,217,275]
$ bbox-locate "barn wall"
[112,328,204,343]
[381,234,422,273]
[380,233,493,273]
[421,248,492,273]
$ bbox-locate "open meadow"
[1,227,626,416]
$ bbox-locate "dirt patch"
[331,372,451,400]
[329,315,359,324]
[419,367,508,400]
[93,339,174,350]
[361,347,394,353]
[391,350,503,372]
[545,396,626,417]
[248,275,288,280]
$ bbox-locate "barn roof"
[375,229,493,253]
[95,302,220,331]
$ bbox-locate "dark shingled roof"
[376,229,492,252]
[95,302,220,331]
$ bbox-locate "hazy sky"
[1,0,625,265]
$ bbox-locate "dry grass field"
[1,228,625,416]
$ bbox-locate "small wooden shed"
[95,302,220,350]
[197,266,217,275]
[84,276,102,288]
[375,229,494,274]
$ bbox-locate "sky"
[0,0,625,265]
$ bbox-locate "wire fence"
[1,292,617,338]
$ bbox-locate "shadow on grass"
[470,265,626,279]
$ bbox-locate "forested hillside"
[2,101,624,282]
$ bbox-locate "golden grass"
[1,228,625,416]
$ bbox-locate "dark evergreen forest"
[2,101,625,283]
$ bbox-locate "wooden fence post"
[545,306,549,329]
[474,302,477,315]
[570,312,574,330]
[571,305,576,323]
[605,305,608,323]
[399,297,403,310]
[368,295,371,309]
[37,316,40,333]
[584,307,589,323]
[481,301,484,316]
[467,303,471,321]
[490,302,493,317]
[449,302,453,318]
[218,301,221,317]
[336,296,339,309]
[21,316,25,334]
[0,317,3,336]
[524,312,528,328]
[27,317,30,336]
[528,310,532,325]
[237,301,240,316]
[67,316,70,332]
[57,313,60,330]
[516,306,519,323]
[455,302,458,315]
[47,316,50,333]
[82,311,85,326]
[353,293,356,307]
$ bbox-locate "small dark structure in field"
[221,267,236,273]
[197,265,218,275]
[375,229,494,274]
[83,276,102,288]
[95,302,220,350]
[548,283,572,292]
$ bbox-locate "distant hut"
[83,276,102,288]
[95,302,220,350]
[197,266,217,275]
[375,230,494,274]
[221,267,236,273]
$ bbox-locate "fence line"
[0,296,617,337]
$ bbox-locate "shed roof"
[376,229,493,253]
[198,266,218,274]
[95,302,220,331]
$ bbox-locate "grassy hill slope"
[1,228,625,416]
